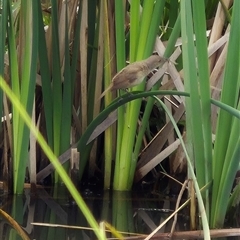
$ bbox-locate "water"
[0,185,239,239]
[0,185,191,240]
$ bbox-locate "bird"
[99,54,165,99]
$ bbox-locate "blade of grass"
[211,99,240,119]
[154,96,211,240]
[192,0,212,218]
[7,0,20,193]
[0,0,7,127]
[9,0,38,193]
[214,116,240,226]
[79,0,88,134]
[181,0,206,192]
[129,0,140,61]
[70,0,82,92]
[112,0,126,190]
[37,0,53,148]
[135,0,155,60]
[102,0,113,189]
[88,1,105,175]
[51,0,63,182]
[88,0,102,123]
[163,0,179,40]
[60,1,72,164]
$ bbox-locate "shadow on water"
[0,185,239,240]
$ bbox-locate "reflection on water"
[0,185,191,239]
[0,186,239,239]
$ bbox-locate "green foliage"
[180,0,240,228]
[113,0,167,191]
[0,76,106,240]
[181,0,212,222]
[5,0,38,193]
[210,0,240,227]
[0,0,239,232]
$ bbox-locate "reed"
[1,0,239,232]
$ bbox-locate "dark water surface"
[0,185,239,240]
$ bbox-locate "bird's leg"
[117,88,132,101]
[124,88,133,96]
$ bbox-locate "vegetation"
[0,0,239,238]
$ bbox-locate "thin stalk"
[181,0,206,191]
[0,0,7,127]
[10,0,38,193]
[211,99,240,119]
[112,191,134,234]
[7,0,20,192]
[192,0,212,218]
[60,2,72,159]
[214,117,240,227]
[79,0,88,135]
[164,0,179,40]
[103,0,113,189]
[129,0,140,61]
[37,1,53,148]
[87,0,100,123]
[113,0,126,189]
[136,0,155,59]
[51,0,63,182]
[70,0,82,92]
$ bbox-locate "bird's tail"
[99,84,113,100]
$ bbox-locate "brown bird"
[99,55,165,99]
